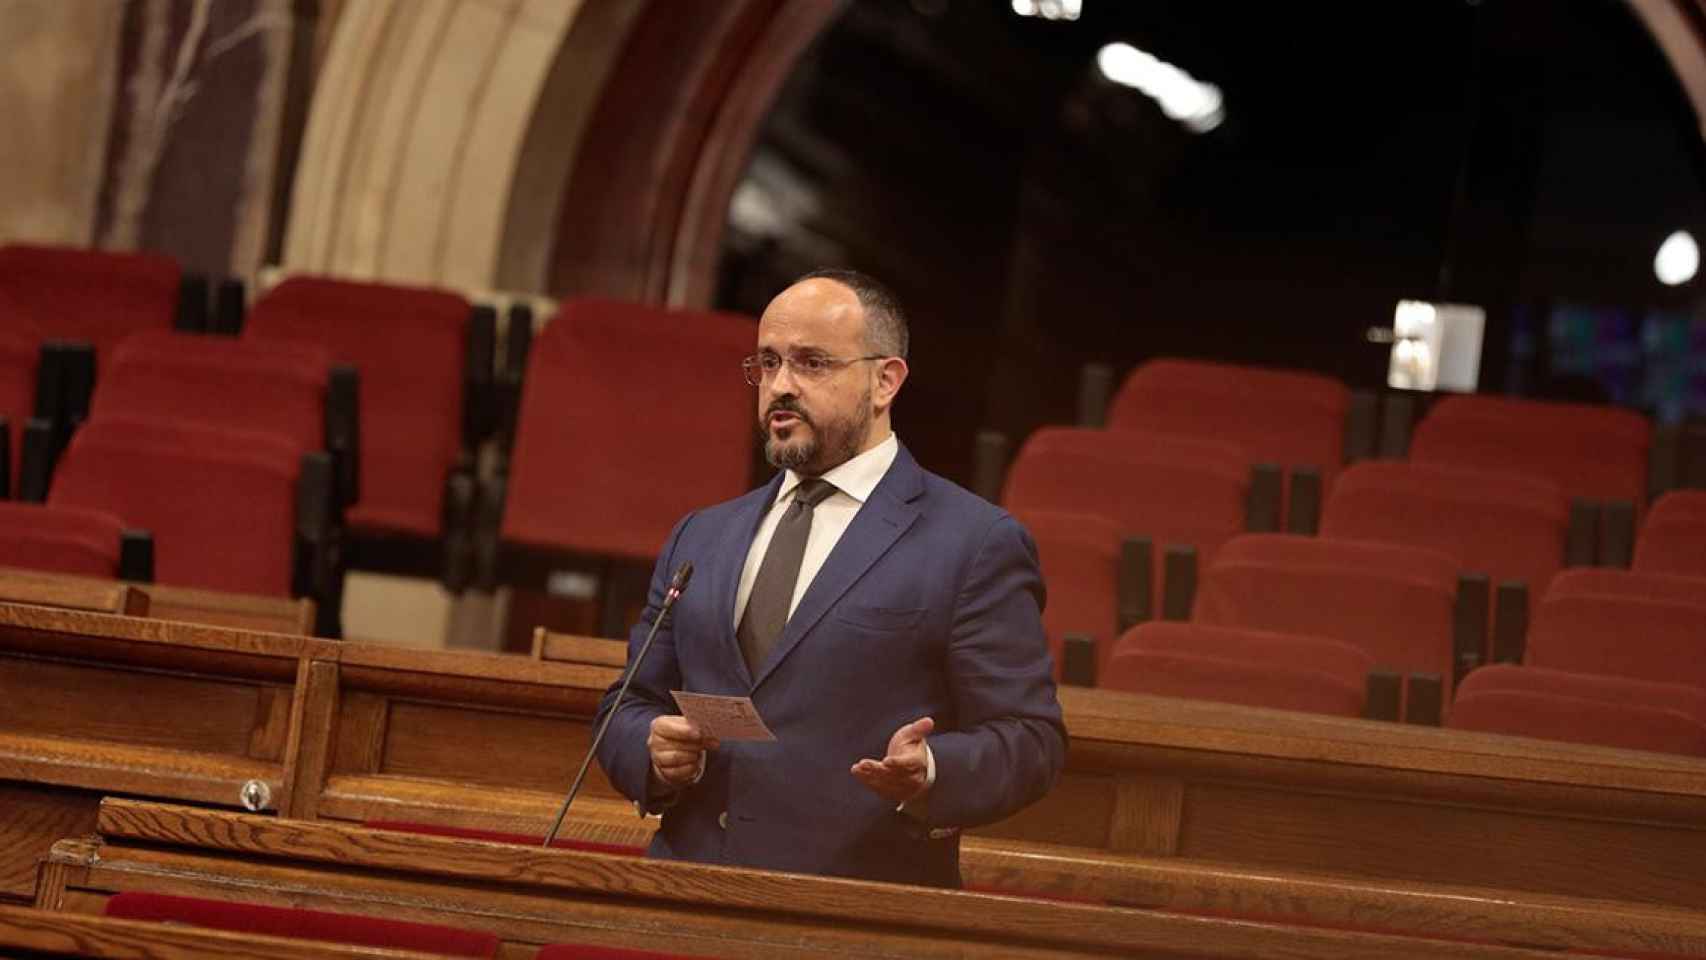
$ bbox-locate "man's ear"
[874,357,908,410]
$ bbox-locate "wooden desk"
[0,567,312,634]
[0,575,148,617]
[0,904,457,959]
[0,604,332,899]
[34,798,1598,960]
[9,602,1706,920]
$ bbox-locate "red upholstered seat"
[1009,509,1120,679]
[1103,622,1371,717]
[1634,519,1706,580]
[48,418,298,595]
[104,892,500,958]
[247,274,468,537]
[364,820,645,857]
[1003,426,1248,568]
[502,299,755,560]
[1194,534,1459,697]
[0,502,124,577]
[1650,489,1706,526]
[1635,493,1706,580]
[1105,357,1349,488]
[1526,591,1706,689]
[0,244,180,354]
[1449,664,1706,756]
[1322,460,1570,602]
[0,329,33,493]
[1546,568,1706,605]
[1409,395,1651,509]
[97,331,332,459]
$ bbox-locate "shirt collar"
[777,433,900,506]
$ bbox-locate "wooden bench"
[0,903,457,959]
[9,601,1706,926]
[0,604,333,900]
[33,798,1615,960]
[0,566,313,634]
[0,574,149,617]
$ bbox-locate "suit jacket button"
[717,811,729,830]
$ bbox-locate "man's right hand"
[648,715,717,789]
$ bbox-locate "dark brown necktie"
[738,478,838,674]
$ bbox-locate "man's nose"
[768,360,802,394]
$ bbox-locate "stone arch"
[285,0,1706,301]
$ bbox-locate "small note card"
[670,691,777,742]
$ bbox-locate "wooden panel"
[1109,776,1185,855]
[278,659,339,819]
[0,603,323,680]
[146,588,313,636]
[533,629,627,667]
[318,776,646,846]
[0,656,266,757]
[0,783,98,901]
[0,574,142,616]
[245,685,293,761]
[380,700,619,798]
[0,568,310,635]
[1179,781,1706,909]
[0,654,264,753]
[969,770,1115,848]
[327,690,389,776]
[0,903,455,960]
[955,837,1706,957]
[77,800,1580,960]
[0,732,280,808]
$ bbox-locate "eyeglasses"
[741,351,887,386]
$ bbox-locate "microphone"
[544,561,693,847]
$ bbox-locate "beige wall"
[0,0,125,245]
[283,0,638,293]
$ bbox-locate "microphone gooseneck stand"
[543,561,694,847]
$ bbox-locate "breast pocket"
[832,604,927,632]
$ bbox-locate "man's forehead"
[758,279,864,346]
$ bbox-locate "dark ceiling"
[715,0,1706,483]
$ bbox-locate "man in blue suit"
[594,269,1066,888]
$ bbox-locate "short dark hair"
[800,267,910,361]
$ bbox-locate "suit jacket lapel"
[712,472,784,690]
[750,447,925,692]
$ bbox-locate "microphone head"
[668,561,694,595]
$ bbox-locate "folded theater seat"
[0,501,138,578]
[1008,509,1121,683]
[1102,621,1373,718]
[47,418,299,596]
[1193,533,1458,720]
[1449,664,1706,757]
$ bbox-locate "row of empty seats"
[1,244,759,635]
[1001,357,1702,756]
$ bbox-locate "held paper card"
[670,690,777,742]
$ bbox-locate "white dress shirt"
[733,432,901,629]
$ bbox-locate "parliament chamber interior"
[2,0,1706,957]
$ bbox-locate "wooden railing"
[31,797,1627,960]
[5,601,1706,955]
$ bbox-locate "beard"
[760,389,872,476]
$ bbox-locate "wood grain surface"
[0,784,97,901]
[0,567,311,635]
[532,629,628,667]
[67,800,1596,960]
[0,575,145,617]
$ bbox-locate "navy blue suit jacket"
[593,444,1067,887]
